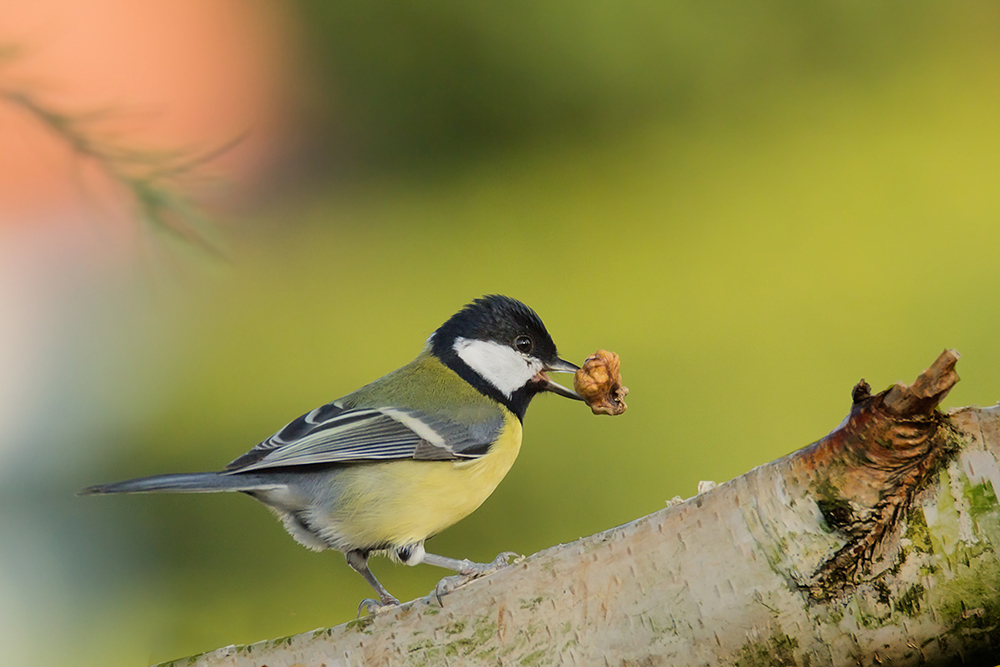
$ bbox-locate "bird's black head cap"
[431,295,563,418]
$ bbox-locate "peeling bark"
[159,350,1000,667]
[800,349,961,601]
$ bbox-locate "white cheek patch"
[453,337,541,398]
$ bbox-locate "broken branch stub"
[883,348,960,416]
[795,349,962,601]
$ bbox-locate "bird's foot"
[464,551,522,575]
[357,595,400,618]
[433,551,522,605]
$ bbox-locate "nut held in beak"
[574,350,628,416]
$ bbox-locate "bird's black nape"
[431,295,562,420]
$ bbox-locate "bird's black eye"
[514,335,533,354]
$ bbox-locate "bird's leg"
[346,549,400,616]
[422,551,520,575]
[422,551,522,605]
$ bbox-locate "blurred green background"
[3,2,1000,665]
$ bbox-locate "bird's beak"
[536,358,585,401]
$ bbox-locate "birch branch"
[160,349,1000,667]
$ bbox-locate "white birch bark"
[160,350,1000,667]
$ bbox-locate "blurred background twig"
[1,85,222,252]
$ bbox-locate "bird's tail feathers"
[79,472,281,496]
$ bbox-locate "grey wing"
[224,400,504,473]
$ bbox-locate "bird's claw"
[484,551,522,572]
[434,574,467,606]
[357,596,399,618]
[433,551,523,606]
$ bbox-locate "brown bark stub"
[851,379,872,404]
[795,350,962,601]
[883,349,960,416]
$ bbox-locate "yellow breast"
[326,412,523,550]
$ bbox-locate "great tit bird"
[82,295,584,611]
